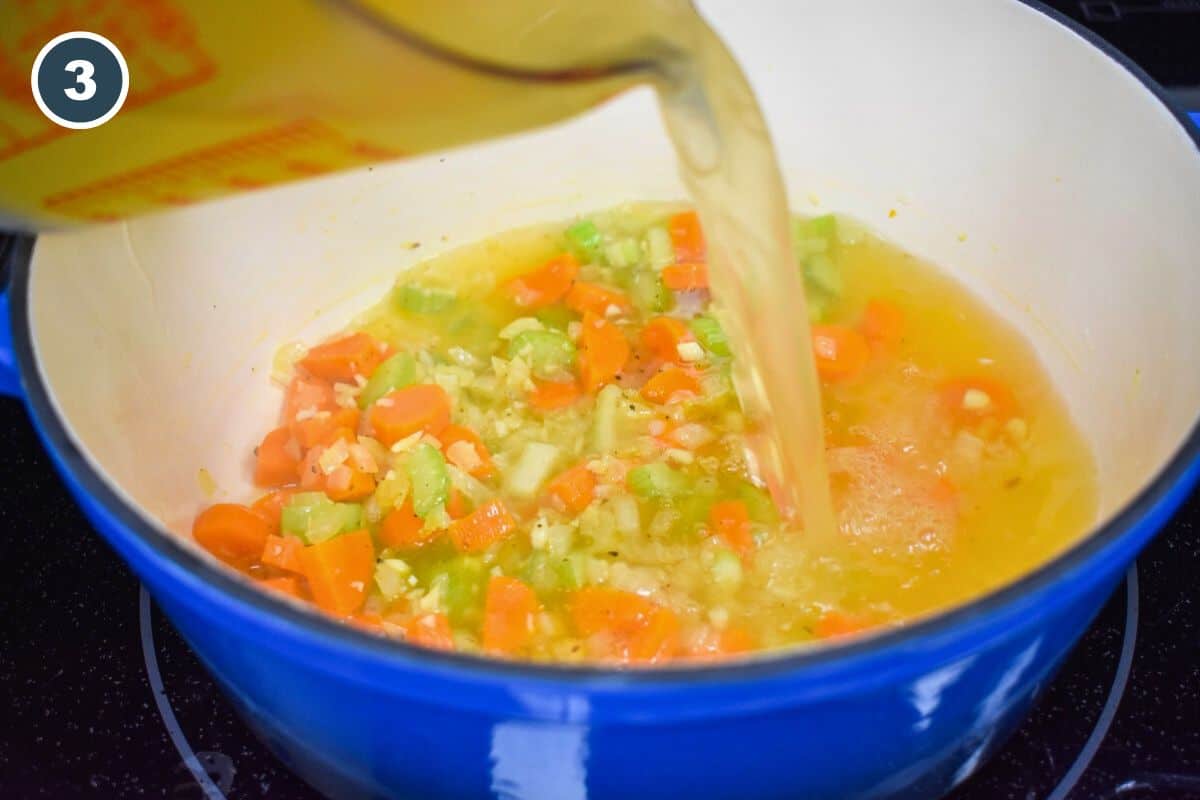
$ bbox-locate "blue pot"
[3,2,1199,797]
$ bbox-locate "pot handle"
[0,235,22,397]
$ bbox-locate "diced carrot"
[815,610,871,640]
[299,332,386,382]
[529,378,582,411]
[193,504,272,568]
[261,533,305,573]
[282,376,337,428]
[641,317,694,364]
[569,586,679,664]
[661,262,709,291]
[446,488,469,520]
[565,281,632,317]
[688,625,755,661]
[325,465,376,502]
[258,576,304,601]
[544,463,597,515]
[297,446,326,490]
[668,210,705,261]
[368,384,452,446]
[250,488,299,531]
[507,253,580,309]
[254,427,301,488]
[482,575,540,656]
[298,529,375,616]
[939,377,1018,426]
[292,406,360,450]
[578,311,630,392]
[440,424,496,479]
[709,500,754,560]
[378,498,437,549]
[402,613,456,651]
[811,324,871,382]
[448,499,518,553]
[348,611,385,634]
[860,299,905,351]
[641,366,701,404]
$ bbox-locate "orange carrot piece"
[254,427,301,488]
[507,253,580,309]
[860,299,905,350]
[193,504,272,568]
[668,210,706,261]
[569,587,679,664]
[446,488,469,520]
[544,463,597,515]
[939,377,1018,426]
[565,281,632,317]
[261,533,305,574]
[379,498,437,550]
[368,384,452,446]
[440,424,496,479]
[709,499,754,560]
[299,332,386,383]
[688,625,756,661]
[448,499,518,553]
[482,575,540,656]
[815,610,871,640]
[641,317,694,364]
[529,378,581,411]
[403,613,456,651]
[661,262,709,291]
[282,376,337,428]
[811,324,871,382]
[578,311,630,392]
[298,529,375,616]
[258,576,305,600]
[347,611,386,634]
[293,406,360,450]
[325,466,376,502]
[297,446,326,491]
[250,488,298,531]
[641,366,701,405]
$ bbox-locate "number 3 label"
[31,31,129,130]
[63,59,97,101]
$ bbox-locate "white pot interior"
[26,0,1200,561]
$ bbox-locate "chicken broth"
[192,205,1097,662]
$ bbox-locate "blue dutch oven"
[3,2,1200,798]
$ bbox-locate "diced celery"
[556,553,586,591]
[630,270,672,314]
[281,493,364,544]
[505,442,560,498]
[645,225,674,270]
[566,219,603,261]
[794,214,838,248]
[628,463,688,498]
[288,492,331,508]
[535,304,574,331]
[805,252,843,297]
[711,547,744,589]
[506,329,577,380]
[688,315,731,357]
[358,352,417,408]
[406,443,450,518]
[441,556,486,624]
[604,237,641,269]
[374,558,411,600]
[522,551,559,593]
[395,284,456,314]
[737,482,780,524]
[591,384,622,453]
[807,292,830,323]
[674,492,715,537]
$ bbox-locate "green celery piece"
[442,556,486,624]
[556,553,586,591]
[395,284,456,314]
[279,492,330,537]
[521,551,558,593]
[630,270,672,314]
[358,352,417,409]
[644,225,674,270]
[535,304,575,331]
[407,443,450,518]
[688,315,731,357]
[566,219,603,261]
[604,237,641,269]
[710,547,744,588]
[736,482,780,524]
[804,252,843,297]
[807,291,831,323]
[804,214,838,241]
[281,496,363,544]
[506,329,577,380]
[628,463,688,499]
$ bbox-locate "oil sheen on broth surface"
[191,205,1097,663]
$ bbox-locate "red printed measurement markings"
[0,0,215,160]
[42,118,403,220]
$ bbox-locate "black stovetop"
[3,4,1200,798]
